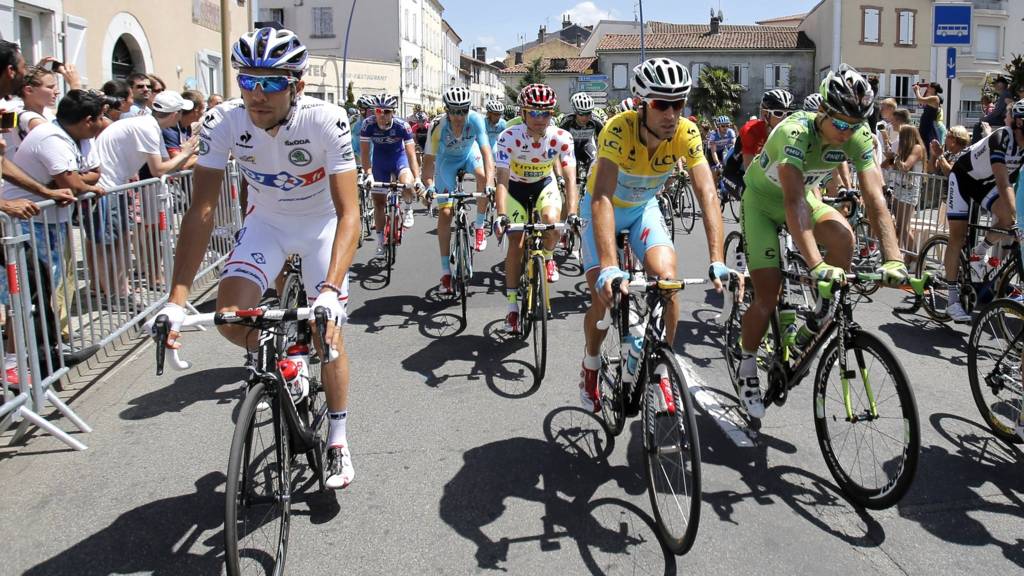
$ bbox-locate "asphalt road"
[2,201,1022,576]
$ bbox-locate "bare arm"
[690,162,724,264]
[52,171,104,196]
[360,138,371,173]
[2,157,75,204]
[324,170,361,288]
[857,164,902,262]
[403,141,419,180]
[992,163,1017,222]
[145,137,197,177]
[479,143,495,187]
[495,166,510,216]
[591,157,620,270]
[168,166,225,306]
[898,144,924,172]
[422,154,435,187]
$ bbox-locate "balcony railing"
[972,0,1007,12]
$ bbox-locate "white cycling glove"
[144,302,186,338]
[309,290,348,327]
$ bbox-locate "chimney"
[515,51,523,65]
[562,14,571,29]
[475,47,487,62]
[576,32,582,47]
[538,25,546,43]
[710,10,721,34]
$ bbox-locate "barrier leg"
[14,406,87,451]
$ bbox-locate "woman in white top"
[892,124,926,257]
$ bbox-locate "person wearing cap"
[87,89,199,305]
[976,75,1013,142]
[162,90,206,171]
[913,80,943,162]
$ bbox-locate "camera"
[0,110,18,130]
[100,95,123,109]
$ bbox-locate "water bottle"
[780,307,798,350]
[734,250,747,275]
[795,323,815,350]
[283,343,310,400]
[621,301,646,384]
[969,254,986,283]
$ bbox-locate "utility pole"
[221,0,232,98]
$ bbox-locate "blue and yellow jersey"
[588,110,705,207]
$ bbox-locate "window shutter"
[889,74,898,99]
[63,15,88,86]
[741,64,749,87]
[876,74,886,98]
[765,64,775,89]
[781,65,791,88]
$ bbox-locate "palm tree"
[689,66,743,120]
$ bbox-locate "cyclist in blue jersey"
[351,94,374,167]
[485,99,507,150]
[423,86,496,292]
[708,115,735,169]
[360,93,423,253]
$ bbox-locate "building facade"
[596,19,816,118]
[460,51,505,110]
[0,0,248,96]
[419,0,444,112]
[505,15,591,66]
[442,19,461,92]
[500,57,599,112]
[943,0,1016,127]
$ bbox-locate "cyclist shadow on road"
[876,316,968,366]
[350,293,461,338]
[401,320,533,393]
[439,407,676,573]
[896,413,1024,568]
[24,472,226,576]
[119,366,247,421]
[696,392,887,547]
[673,307,727,369]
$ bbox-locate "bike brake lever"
[154,315,168,376]
[314,307,341,363]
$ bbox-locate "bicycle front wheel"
[968,298,1024,443]
[598,307,626,436]
[658,195,676,243]
[643,344,701,555]
[455,228,470,321]
[813,330,919,509]
[225,382,291,576]
[915,234,953,322]
[530,254,549,381]
[679,183,697,233]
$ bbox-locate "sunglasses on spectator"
[526,109,552,119]
[153,87,164,94]
[765,109,790,118]
[447,107,469,116]
[237,74,295,93]
[133,84,151,91]
[646,99,685,112]
[828,115,862,132]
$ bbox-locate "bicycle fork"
[835,327,879,422]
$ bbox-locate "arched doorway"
[111,36,136,79]
[101,13,154,83]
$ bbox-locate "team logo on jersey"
[861,150,873,161]
[239,165,326,191]
[202,112,219,130]
[603,138,622,153]
[653,154,675,169]
[285,138,310,146]
[689,144,702,157]
[197,139,210,155]
[335,119,350,137]
[822,150,846,163]
[609,124,623,136]
[759,154,770,169]
[784,146,805,160]
[237,155,255,163]
[251,252,266,264]
[289,148,312,166]
[240,131,252,144]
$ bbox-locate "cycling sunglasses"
[828,115,863,132]
[765,109,791,118]
[237,74,295,93]
[526,109,552,119]
[375,108,395,114]
[446,107,469,116]
[646,99,686,112]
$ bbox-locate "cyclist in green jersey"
[737,65,908,418]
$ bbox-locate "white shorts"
[221,207,350,310]
[946,171,998,221]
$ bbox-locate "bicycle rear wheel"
[658,194,676,243]
[851,220,880,296]
[813,329,919,509]
[968,299,1024,443]
[643,344,701,555]
[678,183,697,233]
[915,234,953,322]
[530,254,549,381]
[225,382,291,576]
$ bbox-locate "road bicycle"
[368,180,409,285]
[595,228,703,554]
[913,217,1022,323]
[436,172,488,324]
[822,188,881,295]
[722,252,924,509]
[656,191,676,243]
[504,214,566,383]
[356,167,373,248]
[562,162,591,261]
[967,297,1024,444]
[717,176,740,222]
[153,281,337,575]
[664,169,697,234]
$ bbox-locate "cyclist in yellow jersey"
[578,58,726,413]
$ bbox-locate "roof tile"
[598,25,814,51]
[500,57,598,75]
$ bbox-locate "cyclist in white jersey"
[147,28,359,489]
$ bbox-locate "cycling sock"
[474,212,486,230]
[582,353,600,371]
[506,290,518,312]
[948,283,960,305]
[739,349,757,378]
[973,238,993,256]
[328,411,347,448]
[441,256,451,274]
[376,231,384,245]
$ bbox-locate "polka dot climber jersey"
[494,123,575,184]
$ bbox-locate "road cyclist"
[146,26,360,490]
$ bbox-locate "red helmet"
[518,83,557,110]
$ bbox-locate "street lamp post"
[638,0,646,62]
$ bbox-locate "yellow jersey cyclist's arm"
[856,163,903,263]
[690,160,726,265]
[168,165,225,307]
[589,156,620,271]
[779,162,827,269]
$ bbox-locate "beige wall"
[840,0,931,77]
[505,39,580,67]
[798,0,833,77]
[61,0,248,96]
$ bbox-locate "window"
[412,13,417,44]
[897,9,915,46]
[15,12,41,65]
[111,36,135,79]
[730,64,749,88]
[764,64,791,89]
[403,10,409,40]
[312,7,333,38]
[862,7,880,44]
[890,74,917,106]
[258,8,284,27]
[690,63,707,87]
[197,50,223,96]
[612,63,628,89]
[976,25,1000,61]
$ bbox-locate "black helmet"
[819,64,875,120]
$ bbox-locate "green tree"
[688,66,743,121]
[506,57,547,102]
[1004,53,1024,97]
[344,81,355,108]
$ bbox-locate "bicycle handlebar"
[595,277,706,330]
[505,222,567,232]
[434,192,488,202]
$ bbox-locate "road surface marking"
[675,353,754,448]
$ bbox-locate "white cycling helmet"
[231,27,308,76]
[443,86,472,108]
[571,92,595,114]
[620,97,636,111]
[631,58,692,101]
[802,93,824,112]
[485,99,505,113]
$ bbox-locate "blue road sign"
[946,47,957,79]
[933,3,972,46]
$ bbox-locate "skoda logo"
[289,148,312,167]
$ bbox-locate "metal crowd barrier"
[880,167,950,258]
[0,163,243,450]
